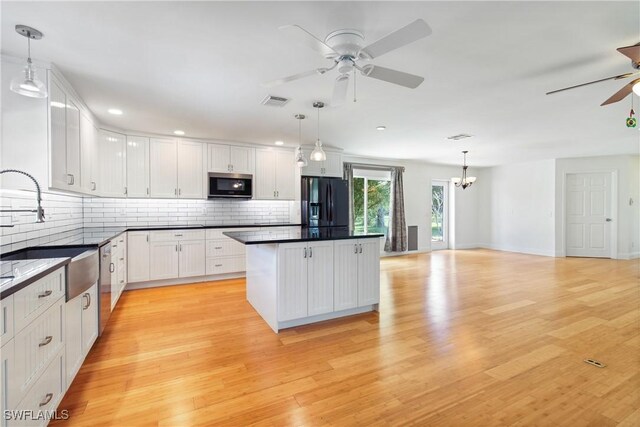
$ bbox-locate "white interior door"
[431,181,449,250]
[566,172,612,258]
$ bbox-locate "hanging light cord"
[316,105,320,145]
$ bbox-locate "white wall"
[344,155,483,252]
[479,159,556,256]
[555,155,640,259]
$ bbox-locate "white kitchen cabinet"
[1,338,15,421]
[149,241,180,280]
[99,130,127,197]
[149,138,178,198]
[127,231,150,282]
[179,240,206,277]
[255,149,295,200]
[306,241,334,316]
[277,242,309,321]
[276,240,334,321]
[80,113,99,195]
[81,283,98,357]
[177,140,203,198]
[49,77,81,191]
[208,143,254,174]
[64,292,83,386]
[111,234,127,310]
[126,135,150,198]
[334,238,380,309]
[301,150,343,178]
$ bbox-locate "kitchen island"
[224,227,384,332]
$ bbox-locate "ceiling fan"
[546,43,640,106]
[263,19,432,106]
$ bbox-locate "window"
[353,170,391,235]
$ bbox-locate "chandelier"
[452,150,476,190]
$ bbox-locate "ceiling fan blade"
[601,77,640,106]
[545,72,637,95]
[331,74,349,107]
[358,19,432,60]
[279,24,339,58]
[262,68,326,88]
[360,64,424,89]
[617,44,640,63]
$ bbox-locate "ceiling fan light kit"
[265,19,432,106]
[452,151,476,190]
[10,25,48,99]
[310,101,327,162]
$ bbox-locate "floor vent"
[584,358,606,368]
[261,95,290,107]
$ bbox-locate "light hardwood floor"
[53,249,639,426]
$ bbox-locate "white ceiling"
[1,1,639,166]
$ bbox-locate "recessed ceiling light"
[173,130,185,136]
[274,140,284,146]
[108,108,123,115]
[376,126,386,131]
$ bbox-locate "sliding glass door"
[353,170,391,236]
[431,181,449,250]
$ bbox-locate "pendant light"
[10,25,48,99]
[452,150,477,190]
[294,114,308,168]
[310,101,327,162]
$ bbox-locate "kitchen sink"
[1,246,99,300]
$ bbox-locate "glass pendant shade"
[10,60,47,99]
[295,146,307,168]
[310,141,326,161]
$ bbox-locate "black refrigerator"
[301,177,349,228]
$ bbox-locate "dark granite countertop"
[223,226,384,245]
[0,258,71,300]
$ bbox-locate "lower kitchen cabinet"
[277,241,334,321]
[178,240,206,278]
[111,233,128,310]
[149,241,180,280]
[65,283,98,386]
[334,239,380,309]
[127,231,150,282]
[148,230,205,280]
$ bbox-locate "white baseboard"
[617,251,640,260]
[126,272,245,290]
[480,243,556,257]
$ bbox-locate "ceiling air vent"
[261,95,290,107]
[447,134,473,141]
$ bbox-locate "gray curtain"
[343,163,354,230]
[384,167,407,252]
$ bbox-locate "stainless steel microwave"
[208,173,253,199]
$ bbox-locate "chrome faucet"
[0,169,45,224]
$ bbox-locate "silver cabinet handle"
[178,188,182,196]
[39,336,53,347]
[175,234,183,237]
[67,174,74,185]
[215,264,223,267]
[109,263,115,273]
[303,248,307,258]
[39,393,53,407]
[276,191,279,198]
[605,218,612,222]
[174,188,177,195]
[309,247,313,258]
[120,280,124,284]
[214,246,222,250]
[175,245,178,252]
[179,244,182,252]
[146,187,149,195]
[146,234,149,243]
[91,181,96,191]
[354,244,358,254]
[359,244,363,254]
[124,186,128,195]
[273,190,276,198]
[82,292,91,310]
[38,290,52,298]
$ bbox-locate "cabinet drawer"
[13,298,64,405]
[9,350,65,426]
[206,256,245,275]
[13,268,65,334]
[150,229,205,242]
[1,295,14,345]
[206,239,245,257]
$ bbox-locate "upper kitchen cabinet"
[98,130,127,197]
[126,135,150,198]
[80,113,99,195]
[49,75,81,192]
[177,140,204,198]
[208,143,255,174]
[149,139,203,198]
[300,149,343,178]
[255,149,295,200]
